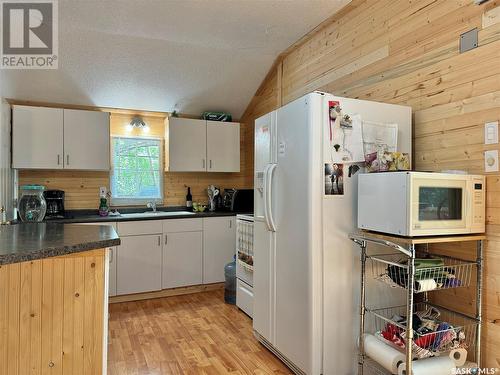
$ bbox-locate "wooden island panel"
[0,249,106,375]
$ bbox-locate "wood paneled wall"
[240,0,500,367]
[0,249,106,375]
[19,112,251,209]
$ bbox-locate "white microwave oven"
[358,172,486,236]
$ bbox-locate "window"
[111,136,162,205]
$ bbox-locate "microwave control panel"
[471,177,486,228]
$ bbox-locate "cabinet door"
[116,234,162,295]
[162,231,202,289]
[206,121,240,172]
[202,217,236,284]
[12,105,64,169]
[168,117,207,171]
[63,109,110,170]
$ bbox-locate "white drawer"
[163,218,202,233]
[117,220,163,236]
[236,261,253,287]
[236,279,253,318]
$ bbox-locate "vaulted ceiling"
[2,0,350,118]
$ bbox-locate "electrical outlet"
[485,121,498,144]
[485,150,499,172]
[99,186,107,196]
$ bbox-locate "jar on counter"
[18,185,47,222]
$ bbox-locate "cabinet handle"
[109,247,113,263]
[158,236,161,246]
[209,160,212,169]
[66,155,69,165]
[202,159,205,169]
[165,234,168,245]
[57,155,60,165]
[229,220,232,229]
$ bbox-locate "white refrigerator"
[253,92,412,375]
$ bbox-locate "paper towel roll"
[362,334,405,373]
[415,279,438,292]
[397,356,456,375]
[448,348,467,367]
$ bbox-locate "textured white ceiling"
[2,0,350,118]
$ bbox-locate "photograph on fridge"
[324,163,344,195]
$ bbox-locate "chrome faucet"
[146,201,157,212]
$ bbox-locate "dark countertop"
[43,208,250,224]
[0,223,120,265]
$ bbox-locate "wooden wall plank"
[73,257,85,373]
[0,264,9,375]
[8,263,20,375]
[19,262,33,375]
[62,258,75,373]
[30,260,42,375]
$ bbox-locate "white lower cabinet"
[90,216,237,297]
[163,231,203,289]
[203,216,236,284]
[116,234,163,295]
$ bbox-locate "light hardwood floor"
[108,290,293,375]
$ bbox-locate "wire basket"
[366,302,478,359]
[369,253,475,293]
[237,218,254,269]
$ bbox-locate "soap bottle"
[98,191,110,217]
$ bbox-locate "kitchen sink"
[121,211,195,218]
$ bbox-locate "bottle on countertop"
[186,187,193,209]
[98,187,110,217]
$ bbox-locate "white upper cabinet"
[206,121,240,172]
[63,109,110,170]
[12,105,110,170]
[12,106,64,169]
[167,117,240,172]
[168,117,207,172]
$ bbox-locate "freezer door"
[272,94,323,374]
[254,112,277,221]
[252,220,275,343]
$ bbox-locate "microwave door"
[411,178,468,235]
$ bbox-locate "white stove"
[236,214,254,317]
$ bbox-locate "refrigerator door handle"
[267,163,277,232]
[263,164,273,231]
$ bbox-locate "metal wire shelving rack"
[349,231,485,375]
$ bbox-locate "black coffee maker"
[43,190,65,219]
